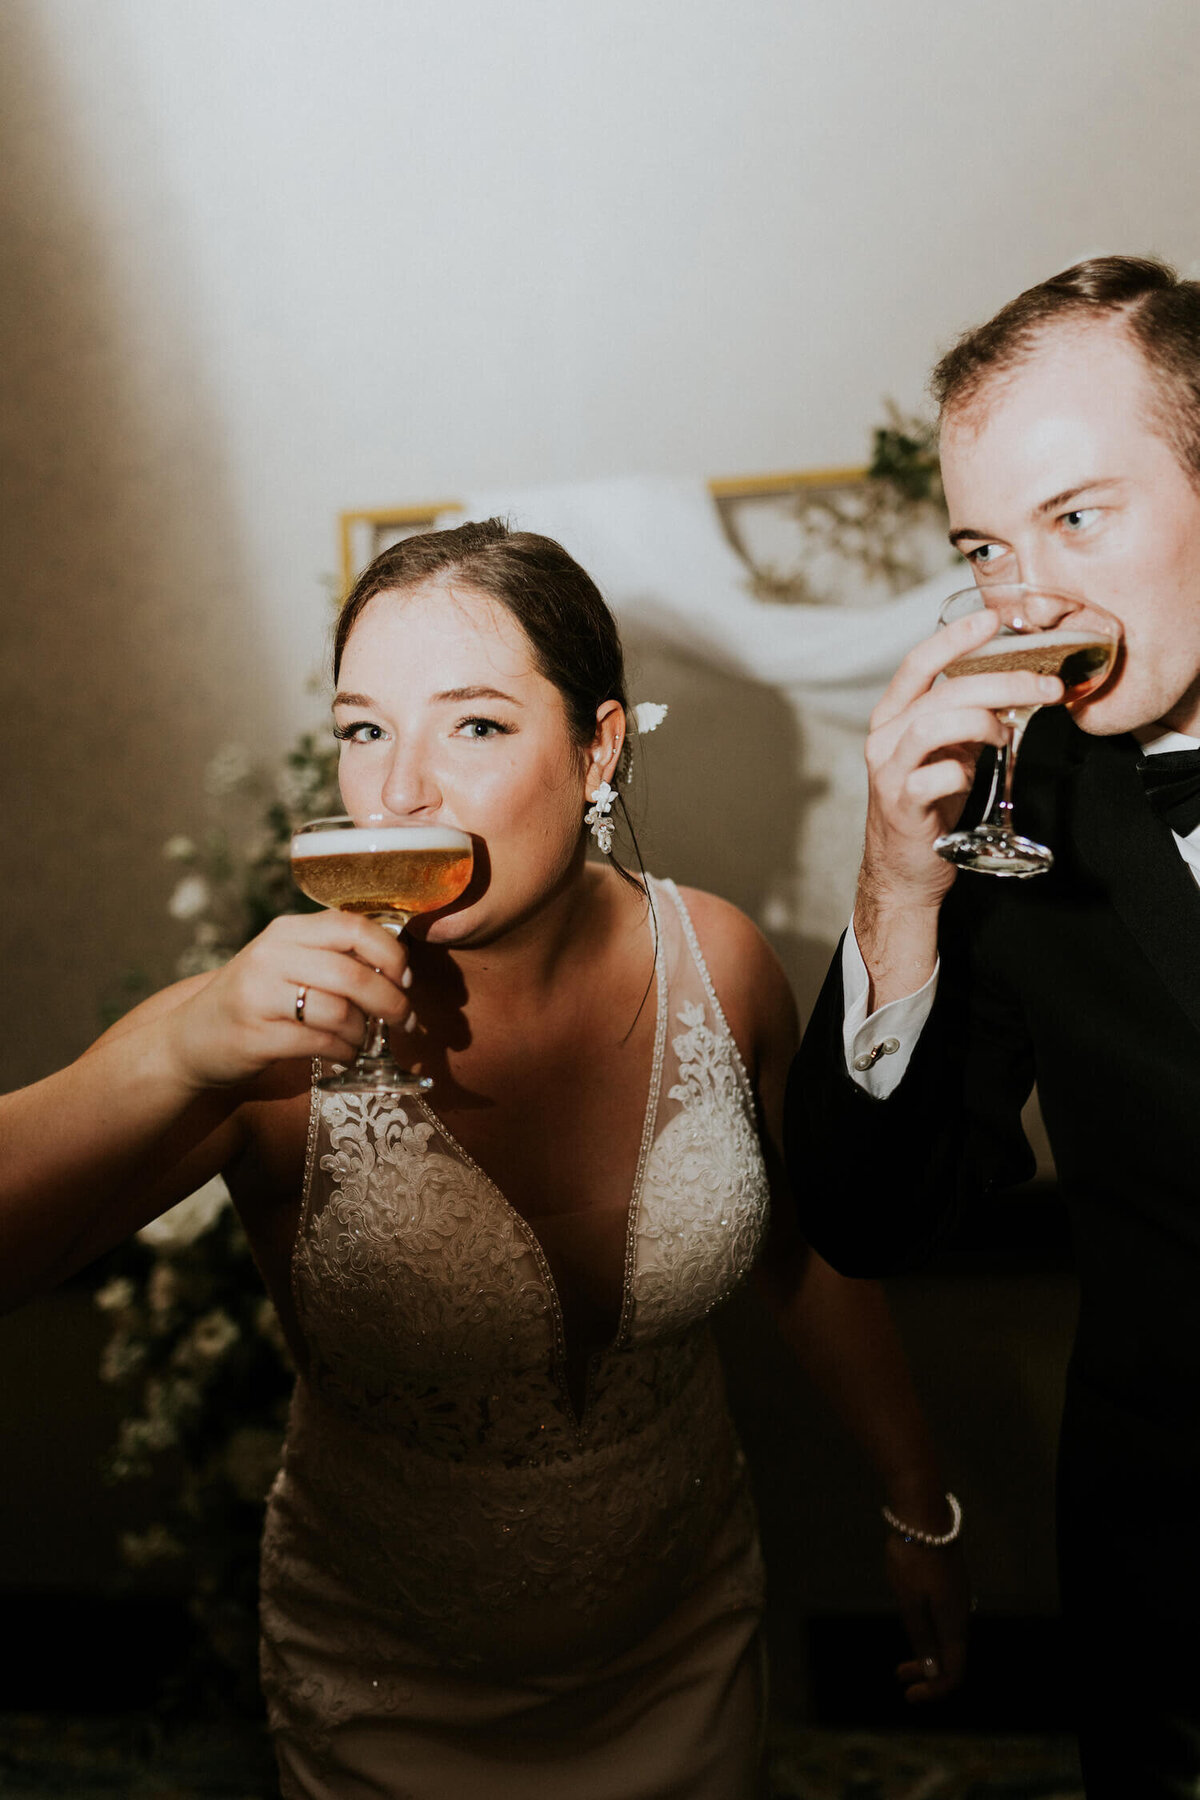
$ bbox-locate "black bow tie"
[1137,747,1200,837]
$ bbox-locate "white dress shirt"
[842,726,1200,1094]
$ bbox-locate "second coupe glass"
[933,583,1121,876]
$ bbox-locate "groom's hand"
[854,610,1062,1007]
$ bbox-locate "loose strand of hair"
[613,791,659,1044]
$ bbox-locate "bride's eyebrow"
[434,686,524,706]
[332,685,525,709]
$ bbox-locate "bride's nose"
[379,739,442,819]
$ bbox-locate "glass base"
[316,1056,433,1095]
[934,825,1053,878]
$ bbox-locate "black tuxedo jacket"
[786,706,1200,1441]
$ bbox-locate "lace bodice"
[271,877,770,1673]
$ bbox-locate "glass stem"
[357,915,409,1062]
[980,712,1030,833]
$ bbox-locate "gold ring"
[294,985,308,1023]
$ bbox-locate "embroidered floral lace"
[261,878,771,1746]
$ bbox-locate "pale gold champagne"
[935,584,1121,877]
[944,628,1117,706]
[288,820,472,1096]
[292,846,473,919]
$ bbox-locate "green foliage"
[742,402,950,606]
[868,404,944,506]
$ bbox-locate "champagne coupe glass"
[933,583,1121,877]
[290,816,474,1093]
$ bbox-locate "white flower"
[160,1374,201,1416]
[100,1335,147,1384]
[168,874,211,922]
[146,1262,180,1319]
[176,1308,240,1369]
[277,762,322,813]
[162,835,197,863]
[131,1381,183,1448]
[137,1176,231,1251]
[633,701,668,734]
[95,1276,136,1314]
[144,1373,200,1428]
[204,743,254,797]
[223,1426,285,1503]
[121,1524,184,1568]
[117,1410,177,1455]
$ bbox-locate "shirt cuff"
[840,923,939,1099]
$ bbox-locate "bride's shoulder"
[667,884,797,1065]
[667,883,776,969]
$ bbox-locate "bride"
[1,519,966,1796]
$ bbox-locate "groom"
[787,256,1200,1797]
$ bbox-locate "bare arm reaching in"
[0,910,409,1308]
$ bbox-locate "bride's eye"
[333,720,386,744]
[455,717,514,740]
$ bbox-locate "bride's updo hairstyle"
[334,517,644,887]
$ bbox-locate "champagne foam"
[961,628,1104,654]
[291,826,472,858]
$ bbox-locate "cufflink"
[852,1036,900,1072]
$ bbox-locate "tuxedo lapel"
[1073,732,1200,1039]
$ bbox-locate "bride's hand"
[887,1534,971,1703]
[161,912,411,1088]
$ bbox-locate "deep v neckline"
[416,883,669,1429]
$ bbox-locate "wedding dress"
[259,878,772,1798]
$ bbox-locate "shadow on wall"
[0,2,275,1090]
[623,626,837,1020]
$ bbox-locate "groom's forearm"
[853,869,943,1012]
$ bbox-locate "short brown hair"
[931,255,1200,481]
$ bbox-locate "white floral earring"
[585,704,666,853]
[585,781,617,854]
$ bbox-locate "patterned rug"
[769,1725,1083,1798]
[0,1715,1084,1798]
